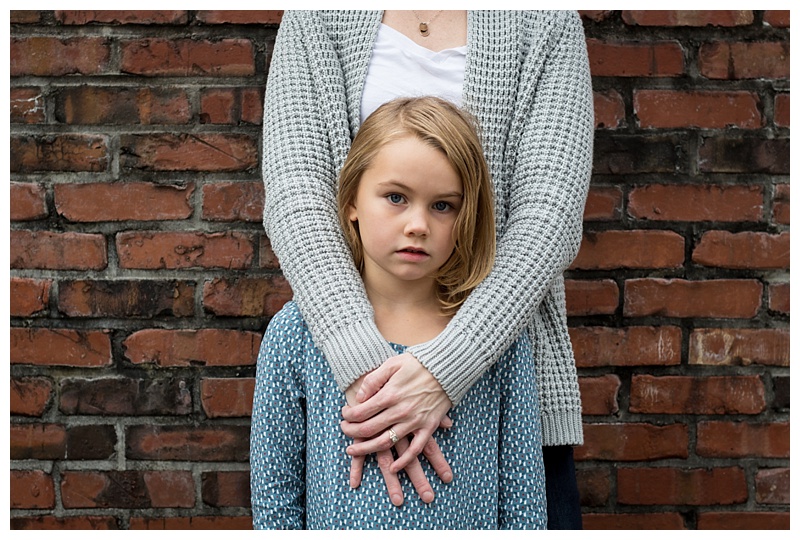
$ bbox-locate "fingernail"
[391,494,403,506]
[356,390,365,401]
[422,490,434,503]
[442,472,453,483]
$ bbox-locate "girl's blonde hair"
[337,96,496,316]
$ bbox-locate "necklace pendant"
[419,22,430,37]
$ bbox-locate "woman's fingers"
[347,424,409,456]
[355,359,400,403]
[421,437,453,483]
[349,438,366,489]
[394,437,434,504]
[375,448,404,506]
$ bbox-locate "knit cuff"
[318,319,396,392]
[541,409,584,447]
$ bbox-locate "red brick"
[61,470,194,508]
[768,282,789,314]
[593,89,625,129]
[57,11,188,24]
[196,10,283,25]
[623,278,763,318]
[10,328,112,367]
[764,11,790,28]
[11,88,45,123]
[630,375,766,414]
[202,181,264,222]
[241,87,264,124]
[579,375,620,415]
[60,377,192,416]
[201,378,255,418]
[200,88,236,124]
[618,467,747,505]
[10,470,55,509]
[571,326,682,367]
[11,134,109,173]
[623,10,753,26]
[9,183,47,221]
[583,186,622,221]
[576,467,611,506]
[203,276,292,317]
[700,136,789,174]
[697,422,789,458]
[697,512,789,530]
[144,471,196,508]
[202,471,251,507]
[11,516,119,530]
[10,423,67,459]
[130,516,253,530]
[628,184,763,222]
[10,37,111,76]
[56,87,191,125]
[10,277,50,317]
[584,513,686,530]
[121,38,254,76]
[58,280,195,318]
[117,231,254,270]
[11,230,107,270]
[700,42,789,80]
[124,329,260,367]
[635,90,762,129]
[579,11,614,23]
[689,328,789,366]
[55,182,193,222]
[10,11,43,24]
[587,39,684,77]
[571,230,684,270]
[126,425,250,462]
[259,236,281,269]
[755,468,790,504]
[774,93,789,127]
[565,279,619,316]
[693,231,788,269]
[120,133,257,172]
[10,377,53,417]
[576,423,688,461]
[773,183,789,225]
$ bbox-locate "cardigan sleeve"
[262,11,396,391]
[407,11,594,405]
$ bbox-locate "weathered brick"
[121,38,254,77]
[10,37,111,76]
[617,467,747,505]
[57,10,188,24]
[576,423,688,461]
[10,423,67,459]
[11,516,119,530]
[200,88,236,124]
[201,378,255,418]
[241,87,264,124]
[129,516,253,530]
[10,277,50,317]
[66,425,117,460]
[202,471,251,507]
[55,182,193,222]
[10,470,55,509]
[773,376,789,410]
[117,231,254,270]
[593,89,625,129]
[11,87,45,123]
[195,10,283,25]
[571,326,682,367]
[10,377,53,417]
[689,328,789,366]
[628,184,763,222]
[565,279,619,316]
[579,11,614,22]
[571,230,684,270]
[593,134,687,174]
[697,422,789,458]
[634,90,762,129]
[61,470,195,509]
[697,512,789,530]
[579,375,620,416]
[126,425,250,462]
[693,231,789,269]
[10,11,43,24]
[55,86,191,125]
[9,183,47,221]
[630,375,766,414]
[763,10,790,28]
[699,136,789,174]
[772,183,789,225]
[587,39,684,77]
[774,93,789,127]
[203,276,292,317]
[11,134,109,173]
[755,468,790,505]
[699,42,790,79]
[11,231,107,270]
[768,282,789,314]
[10,328,112,367]
[58,280,195,318]
[259,236,281,269]
[584,513,686,530]
[60,378,192,416]
[576,467,611,506]
[202,181,264,222]
[120,133,258,172]
[623,10,753,26]
[124,329,260,367]
[623,278,763,318]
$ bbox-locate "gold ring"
[388,428,399,445]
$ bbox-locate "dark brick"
[60,378,192,416]
[67,425,117,459]
[202,471,251,507]
[773,376,789,410]
[593,134,687,175]
[699,136,790,174]
[58,280,195,318]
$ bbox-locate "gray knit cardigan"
[262,10,593,446]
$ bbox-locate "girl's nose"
[404,208,430,237]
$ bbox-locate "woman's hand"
[341,352,453,473]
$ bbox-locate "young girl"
[250,97,546,530]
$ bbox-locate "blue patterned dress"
[250,301,546,529]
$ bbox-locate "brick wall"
[9,10,789,530]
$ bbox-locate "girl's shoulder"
[264,301,311,343]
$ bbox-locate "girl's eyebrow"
[377,180,463,199]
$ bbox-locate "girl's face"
[348,135,463,290]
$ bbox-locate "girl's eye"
[388,193,404,204]
[433,201,452,212]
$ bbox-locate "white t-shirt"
[360,23,467,123]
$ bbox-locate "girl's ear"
[348,205,358,222]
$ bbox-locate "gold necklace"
[412,10,443,37]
